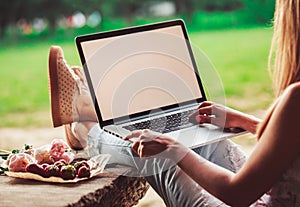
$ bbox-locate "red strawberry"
[41,163,50,169]
[74,160,90,172]
[54,161,66,170]
[45,165,60,177]
[26,163,44,177]
[60,165,76,180]
[77,166,91,178]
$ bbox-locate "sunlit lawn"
[190,27,274,111]
[0,27,273,127]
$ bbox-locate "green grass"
[190,27,274,110]
[0,41,81,127]
[0,27,274,127]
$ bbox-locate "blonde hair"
[257,0,300,137]
[269,0,300,96]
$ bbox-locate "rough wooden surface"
[0,167,149,207]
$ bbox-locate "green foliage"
[242,0,275,24]
[190,11,243,31]
[197,0,244,12]
[0,0,275,40]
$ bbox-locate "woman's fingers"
[127,129,171,158]
[197,101,213,109]
[123,130,144,141]
[132,138,159,158]
[196,115,226,128]
[189,101,213,119]
[132,141,140,154]
[189,105,214,122]
[195,115,217,125]
[137,143,144,157]
[124,129,160,141]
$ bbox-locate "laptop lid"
[75,19,206,128]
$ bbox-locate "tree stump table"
[0,166,149,207]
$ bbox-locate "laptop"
[75,19,243,149]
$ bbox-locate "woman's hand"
[124,129,189,160]
[189,101,242,128]
[189,101,261,134]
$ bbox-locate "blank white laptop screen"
[80,24,203,122]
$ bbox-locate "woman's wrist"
[240,114,261,134]
[167,142,190,163]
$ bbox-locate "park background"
[0,0,275,206]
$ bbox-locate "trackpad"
[166,124,243,149]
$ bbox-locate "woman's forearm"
[177,149,249,206]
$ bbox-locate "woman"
[48,0,300,206]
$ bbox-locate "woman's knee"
[195,140,246,173]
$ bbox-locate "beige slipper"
[48,46,80,127]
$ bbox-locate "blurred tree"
[0,0,28,38]
[242,0,275,24]
[0,1,12,38]
[0,0,275,39]
[111,0,140,24]
[104,0,158,25]
[199,0,244,12]
[35,0,73,34]
[0,0,103,38]
[172,0,243,22]
[173,0,197,21]
[121,0,137,24]
[68,0,104,15]
[0,0,71,38]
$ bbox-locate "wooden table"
[0,167,149,207]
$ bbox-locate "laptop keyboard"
[123,109,196,133]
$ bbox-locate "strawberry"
[54,160,66,170]
[41,163,50,169]
[26,163,44,177]
[45,165,60,177]
[60,165,76,180]
[77,166,91,178]
[74,160,90,172]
